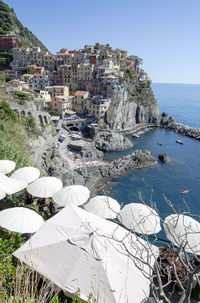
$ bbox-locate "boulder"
[94,130,133,152]
[158,153,169,163]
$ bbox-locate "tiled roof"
[74,91,89,97]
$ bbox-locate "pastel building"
[11,47,30,71]
[52,96,71,117]
[0,35,17,50]
[85,97,111,119]
[35,90,51,110]
[46,85,69,99]
[73,91,89,113]
[28,74,50,91]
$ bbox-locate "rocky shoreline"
[62,149,157,194]
[167,122,200,140]
[160,114,200,140]
[32,112,200,195]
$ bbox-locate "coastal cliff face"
[104,82,160,130]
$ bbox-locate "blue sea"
[106,83,200,238]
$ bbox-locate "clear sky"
[3,0,200,84]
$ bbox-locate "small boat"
[132,134,140,138]
[181,190,190,194]
[157,142,163,145]
[176,140,183,144]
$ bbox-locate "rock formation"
[158,153,169,163]
[94,129,133,152]
[104,83,160,130]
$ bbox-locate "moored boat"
[176,139,183,144]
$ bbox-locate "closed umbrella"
[0,207,44,233]
[14,204,159,303]
[27,177,63,198]
[0,190,6,200]
[118,203,161,235]
[164,214,200,254]
[11,167,40,184]
[0,160,16,174]
[52,185,90,206]
[84,195,120,219]
[0,172,27,195]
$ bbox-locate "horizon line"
[152,82,200,85]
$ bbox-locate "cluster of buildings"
[2,39,149,120]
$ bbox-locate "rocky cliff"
[104,79,160,130]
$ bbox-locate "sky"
[3,0,200,84]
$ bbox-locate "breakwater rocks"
[63,150,156,193]
[168,122,200,140]
[160,114,200,140]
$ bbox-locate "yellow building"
[73,91,89,113]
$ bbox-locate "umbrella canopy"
[84,195,120,219]
[52,185,90,206]
[0,207,44,233]
[0,190,6,200]
[27,177,63,198]
[14,204,159,303]
[0,172,27,195]
[11,167,40,184]
[118,203,161,235]
[0,160,16,174]
[164,214,200,254]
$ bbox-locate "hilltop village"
[1,35,149,124]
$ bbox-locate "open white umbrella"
[84,195,120,219]
[0,172,27,195]
[164,214,200,254]
[0,207,44,233]
[14,204,159,303]
[27,177,63,198]
[0,160,16,174]
[118,203,161,235]
[0,190,6,200]
[11,167,40,184]
[52,185,90,206]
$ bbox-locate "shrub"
[0,100,16,121]
[49,110,60,116]
[14,91,33,101]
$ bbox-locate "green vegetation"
[136,79,152,94]
[124,68,137,81]
[49,110,60,116]
[0,0,48,52]
[0,231,25,300]
[0,51,13,68]
[0,100,16,121]
[0,100,33,154]
[0,0,12,33]
[13,91,34,101]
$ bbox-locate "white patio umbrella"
[11,167,40,184]
[27,177,63,198]
[118,203,161,235]
[0,172,27,195]
[0,190,6,200]
[0,160,16,174]
[84,195,120,219]
[14,204,159,303]
[0,207,44,233]
[164,214,200,254]
[52,185,90,206]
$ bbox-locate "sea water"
[106,83,200,236]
